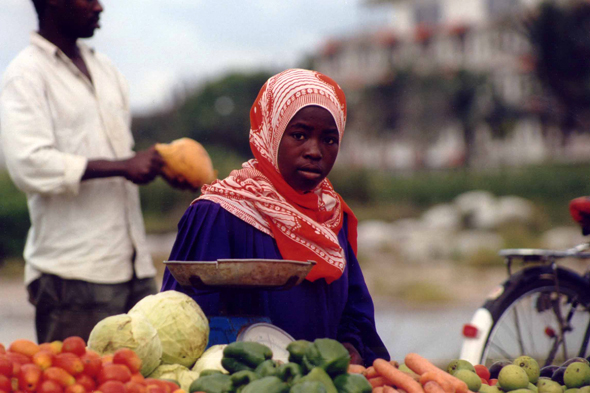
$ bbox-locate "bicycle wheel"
[462,266,590,367]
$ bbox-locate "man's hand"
[342,342,363,365]
[123,146,164,185]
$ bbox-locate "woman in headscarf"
[161,69,389,366]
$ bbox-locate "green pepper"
[293,367,337,393]
[221,357,253,374]
[286,340,312,364]
[277,362,302,384]
[199,369,225,377]
[230,370,258,390]
[333,373,373,393]
[223,342,273,369]
[289,381,328,393]
[189,373,233,393]
[303,339,350,377]
[254,359,281,378]
[240,376,289,393]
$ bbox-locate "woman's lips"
[298,168,322,179]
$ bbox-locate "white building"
[312,0,571,169]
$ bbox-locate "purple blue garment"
[161,200,390,366]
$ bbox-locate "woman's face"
[277,105,340,193]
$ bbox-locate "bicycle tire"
[460,265,590,367]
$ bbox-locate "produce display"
[7,289,589,392]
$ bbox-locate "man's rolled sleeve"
[0,76,87,196]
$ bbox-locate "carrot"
[364,366,379,379]
[404,354,467,393]
[419,371,454,393]
[383,386,397,393]
[369,376,388,388]
[424,381,446,393]
[349,364,367,374]
[374,358,424,393]
[373,388,385,393]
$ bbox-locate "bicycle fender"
[459,307,493,365]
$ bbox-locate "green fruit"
[499,365,531,391]
[579,387,590,393]
[455,369,482,392]
[480,384,503,393]
[529,383,539,392]
[514,356,541,385]
[509,389,534,393]
[448,360,476,375]
[538,379,563,393]
[564,362,590,389]
[565,389,580,393]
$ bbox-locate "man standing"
[0,0,164,342]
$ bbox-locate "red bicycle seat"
[569,197,590,235]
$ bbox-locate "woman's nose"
[304,139,322,159]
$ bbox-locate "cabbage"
[192,345,228,376]
[148,364,199,391]
[87,313,162,376]
[129,290,209,368]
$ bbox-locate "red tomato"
[61,338,86,358]
[474,364,491,381]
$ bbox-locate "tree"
[525,1,590,143]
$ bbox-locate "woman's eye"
[325,137,338,145]
[292,133,306,141]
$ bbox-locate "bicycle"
[459,197,590,367]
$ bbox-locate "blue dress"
[161,200,390,365]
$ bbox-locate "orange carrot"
[369,377,388,388]
[404,354,467,393]
[419,371,454,393]
[349,364,367,374]
[373,388,385,393]
[373,358,424,393]
[383,386,397,393]
[364,366,379,379]
[424,381,446,393]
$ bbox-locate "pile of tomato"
[0,337,183,393]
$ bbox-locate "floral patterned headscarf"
[196,69,357,284]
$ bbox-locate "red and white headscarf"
[196,69,357,284]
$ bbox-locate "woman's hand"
[342,342,363,365]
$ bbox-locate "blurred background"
[3,0,590,362]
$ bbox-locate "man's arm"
[82,146,164,185]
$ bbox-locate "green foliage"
[132,70,274,155]
[174,71,273,157]
[0,171,29,261]
[525,1,590,132]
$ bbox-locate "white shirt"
[0,32,156,285]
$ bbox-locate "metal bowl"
[163,259,317,290]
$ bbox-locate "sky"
[1,0,392,114]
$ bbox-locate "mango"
[564,362,590,389]
[499,365,530,391]
[454,369,482,392]
[155,138,217,189]
[448,359,476,375]
[538,379,563,393]
[514,356,541,385]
